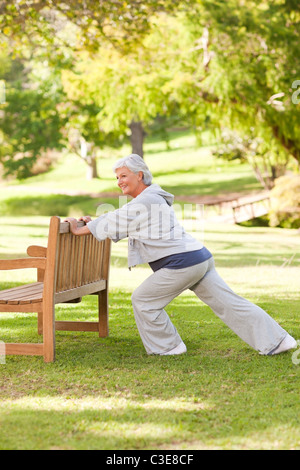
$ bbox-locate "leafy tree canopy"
[0,0,299,182]
[0,0,194,52]
[0,53,65,179]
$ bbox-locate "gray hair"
[113,154,153,185]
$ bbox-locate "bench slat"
[0,283,44,304]
[0,302,43,313]
[55,279,106,303]
[5,343,44,356]
[55,321,99,332]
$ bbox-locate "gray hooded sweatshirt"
[87,184,203,269]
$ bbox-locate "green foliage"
[0,56,65,179]
[269,174,300,228]
[60,13,217,143]
[0,88,64,179]
[179,1,300,166]
[60,24,175,136]
[0,0,190,51]
[1,1,300,181]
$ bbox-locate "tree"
[0,55,64,179]
[179,0,300,169]
[60,14,196,157]
[1,0,299,184]
[61,101,123,180]
[0,0,191,52]
[0,2,195,164]
[212,128,290,190]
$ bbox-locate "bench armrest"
[0,258,46,271]
[27,245,47,257]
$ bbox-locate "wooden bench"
[0,216,111,362]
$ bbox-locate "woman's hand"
[64,217,78,234]
[78,215,92,224]
[64,217,91,236]
[64,217,78,225]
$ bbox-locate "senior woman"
[64,154,296,357]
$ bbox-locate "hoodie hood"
[140,183,174,206]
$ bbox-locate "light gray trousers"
[131,257,287,355]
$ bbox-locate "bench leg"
[38,311,43,335]
[43,304,55,363]
[98,289,109,338]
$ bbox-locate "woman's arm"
[64,217,91,236]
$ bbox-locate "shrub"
[269,174,300,228]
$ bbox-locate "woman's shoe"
[269,334,297,355]
[160,341,187,356]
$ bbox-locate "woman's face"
[115,166,144,198]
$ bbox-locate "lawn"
[0,132,299,450]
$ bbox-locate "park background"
[0,0,299,450]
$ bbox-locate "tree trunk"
[86,155,98,180]
[80,138,99,180]
[129,120,145,158]
[272,125,300,165]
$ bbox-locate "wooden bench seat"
[0,216,111,362]
[0,282,44,305]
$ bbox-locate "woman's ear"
[138,171,144,181]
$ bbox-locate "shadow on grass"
[162,177,261,197]
[0,387,299,450]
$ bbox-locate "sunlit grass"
[0,215,300,449]
[0,130,299,450]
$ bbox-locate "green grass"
[0,216,299,450]
[0,131,299,450]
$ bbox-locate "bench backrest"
[56,221,110,293]
[44,217,110,298]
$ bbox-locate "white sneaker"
[270,334,297,355]
[160,341,187,356]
